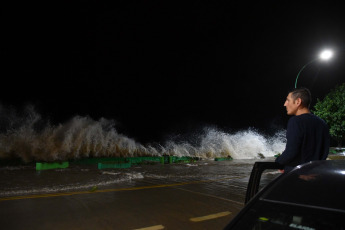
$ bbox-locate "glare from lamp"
[319,50,333,60]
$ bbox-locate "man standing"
[276,88,330,172]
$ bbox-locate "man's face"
[284,93,299,115]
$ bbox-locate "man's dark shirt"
[276,113,330,171]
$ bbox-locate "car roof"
[260,160,345,212]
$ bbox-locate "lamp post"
[295,50,333,88]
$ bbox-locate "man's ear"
[295,98,302,106]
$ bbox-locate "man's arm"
[276,118,303,165]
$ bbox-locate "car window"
[231,201,345,230]
[258,169,282,191]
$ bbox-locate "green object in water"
[214,157,232,161]
[89,186,98,192]
[36,162,69,171]
[259,217,269,222]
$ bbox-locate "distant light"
[319,50,333,60]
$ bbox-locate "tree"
[313,83,345,147]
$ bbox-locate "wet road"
[0,158,279,229]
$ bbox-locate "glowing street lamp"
[295,49,333,88]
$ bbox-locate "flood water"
[0,158,281,203]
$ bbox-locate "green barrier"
[160,156,200,164]
[329,147,345,154]
[214,157,232,161]
[171,156,196,163]
[98,162,131,169]
[127,157,142,164]
[36,162,69,170]
[162,156,170,164]
[128,157,163,165]
[329,149,337,154]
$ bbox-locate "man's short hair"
[289,88,312,108]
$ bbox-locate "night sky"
[2,1,345,144]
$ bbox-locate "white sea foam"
[186,164,198,167]
[0,166,32,171]
[0,105,286,161]
[102,171,121,176]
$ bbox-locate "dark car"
[224,160,345,229]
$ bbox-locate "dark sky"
[2,1,345,143]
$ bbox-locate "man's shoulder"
[287,116,302,130]
[288,115,303,123]
[294,113,320,120]
[305,113,326,123]
[292,113,328,127]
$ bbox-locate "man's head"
[284,88,311,115]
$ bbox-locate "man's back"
[276,113,330,170]
[296,114,330,162]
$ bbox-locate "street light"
[295,49,333,88]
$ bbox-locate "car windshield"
[231,200,345,230]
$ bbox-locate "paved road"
[0,159,278,229]
[0,177,246,229]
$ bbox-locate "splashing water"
[0,105,286,162]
